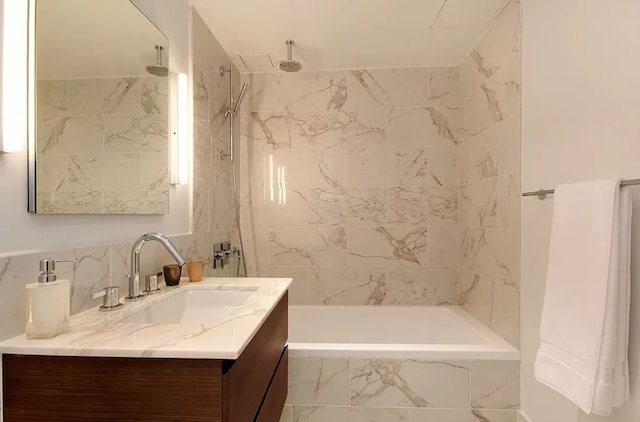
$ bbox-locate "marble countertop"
[0,277,291,360]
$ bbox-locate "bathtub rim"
[287,305,520,361]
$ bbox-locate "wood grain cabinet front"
[2,292,288,422]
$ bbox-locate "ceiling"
[37,0,167,79]
[188,0,510,72]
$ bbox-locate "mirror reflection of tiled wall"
[36,76,170,214]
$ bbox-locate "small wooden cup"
[187,261,205,282]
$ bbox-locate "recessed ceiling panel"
[433,0,509,28]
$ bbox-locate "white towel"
[534,179,631,416]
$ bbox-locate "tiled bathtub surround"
[240,0,521,347]
[36,76,170,214]
[239,68,460,308]
[457,0,521,347]
[282,357,520,422]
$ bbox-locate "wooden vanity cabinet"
[2,293,288,422]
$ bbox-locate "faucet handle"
[144,272,162,294]
[92,287,124,312]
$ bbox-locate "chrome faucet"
[127,232,186,300]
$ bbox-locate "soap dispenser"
[25,258,76,339]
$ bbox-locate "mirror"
[28,0,170,214]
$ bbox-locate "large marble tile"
[307,266,387,305]
[192,177,209,233]
[309,188,387,226]
[67,153,141,192]
[350,360,470,408]
[38,116,104,155]
[385,266,457,305]
[140,76,169,115]
[37,155,68,193]
[39,192,104,214]
[428,146,458,187]
[309,148,348,188]
[458,267,497,328]
[470,361,520,409]
[240,111,308,151]
[68,245,111,315]
[192,122,214,182]
[428,225,458,266]
[214,133,233,186]
[496,283,520,347]
[140,152,169,190]
[269,71,348,111]
[240,188,309,228]
[498,173,520,231]
[428,66,460,107]
[67,77,142,115]
[37,80,67,117]
[308,110,387,148]
[389,147,429,187]
[388,187,458,225]
[459,178,500,228]
[347,68,428,109]
[459,113,520,184]
[388,107,459,147]
[459,228,519,288]
[103,190,169,214]
[466,0,521,96]
[348,148,391,188]
[347,226,428,266]
[210,183,236,231]
[288,358,350,405]
[270,226,347,266]
[103,115,168,153]
[209,67,231,137]
[193,67,210,125]
[293,406,410,422]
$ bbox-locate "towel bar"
[522,179,640,200]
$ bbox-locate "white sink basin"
[120,288,257,324]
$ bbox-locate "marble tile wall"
[239,66,460,307]
[36,76,170,214]
[457,0,521,347]
[282,357,520,422]
[191,9,239,236]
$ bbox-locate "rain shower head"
[146,45,168,77]
[277,39,302,73]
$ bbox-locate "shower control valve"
[213,241,232,269]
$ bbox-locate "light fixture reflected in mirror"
[0,0,28,153]
[171,72,188,185]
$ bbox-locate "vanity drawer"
[223,292,288,422]
[255,347,288,422]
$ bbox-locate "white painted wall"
[0,0,192,256]
[521,0,640,420]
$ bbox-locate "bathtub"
[287,305,519,361]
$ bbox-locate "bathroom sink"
[120,287,257,324]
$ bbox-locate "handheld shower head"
[277,39,302,73]
[231,82,249,114]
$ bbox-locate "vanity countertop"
[0,277,291,360]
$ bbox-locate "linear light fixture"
[0,0,28,153]
[170,72,188,184]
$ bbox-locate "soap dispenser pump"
[25,258,76,339]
